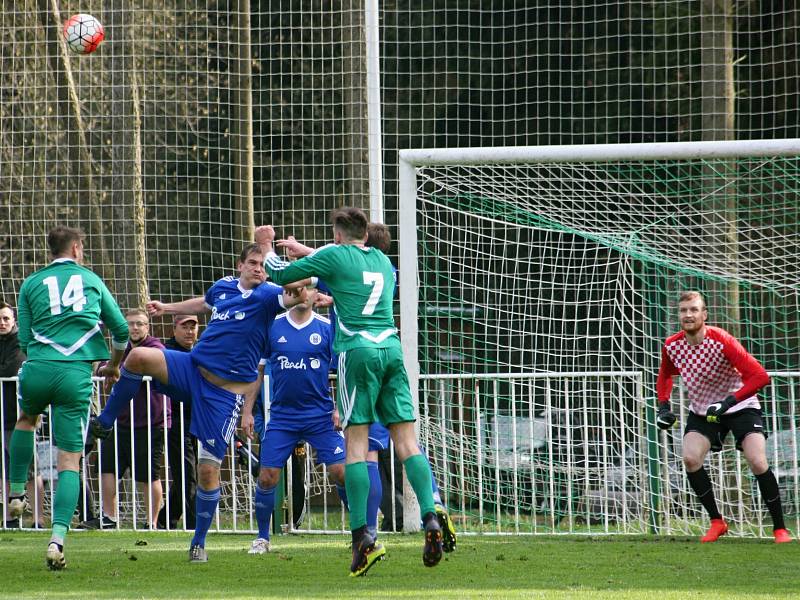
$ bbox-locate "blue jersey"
[266,310,335,425]
[190,277,284,383]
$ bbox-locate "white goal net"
[400,140,800,536]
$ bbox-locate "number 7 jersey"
[264,244,399,352]
[17,258,129,361]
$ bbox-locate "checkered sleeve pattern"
[663,326,760,416]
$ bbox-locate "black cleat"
[349,530,385,577]
[88,415,113,441]
[423,513,444,567]
[79,514,118,530]
[435,505,457,553]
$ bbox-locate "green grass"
[0,531,799,599]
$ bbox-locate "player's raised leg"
[91,346,170,438]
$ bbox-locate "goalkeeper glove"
[706,395,737,423]
[656,404,677,430]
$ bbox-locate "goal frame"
[398,137,800,401]
[397,138,800,533]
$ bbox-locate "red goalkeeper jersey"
[656,325,770,416]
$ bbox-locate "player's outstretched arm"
[98,346,126,392]
[314,293,333,308]
[281,286,309,309]
[276,235,314,259]
[254,225,275,254]
[147,296,209,318]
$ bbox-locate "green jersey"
[265,244,399,352]
[17,258,129,362]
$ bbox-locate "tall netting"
[0,1,373,311]
[402,143,800,535]
[3,1,800,536]
[4,3,800,308]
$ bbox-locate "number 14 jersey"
[17,258,129,362]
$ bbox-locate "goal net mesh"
[413,154,800,535]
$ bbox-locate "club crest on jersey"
[309,333,322,345]
[277,355,306,370]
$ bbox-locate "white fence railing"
[3,371,799,537]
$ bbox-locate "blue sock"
[366,460,381,539]
[336,484,348,508]
[191,486,220,548]
[432,476,443,506]
[97,368,143,428]
[254,483,276,541]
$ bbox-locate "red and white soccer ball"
[63,14,105,54]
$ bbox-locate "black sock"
[351,524,368,545]
[755,468,785,531]
[686,467,722,520]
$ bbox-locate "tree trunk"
[231,0,255,245]
[700,0,739,336]
[341,0,369,210]
[107,1,148,310]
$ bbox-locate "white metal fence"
[3,372,800,537]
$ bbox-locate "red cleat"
[701,518,728,543]
[774,528,792,543]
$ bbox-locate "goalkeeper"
[655,291,790,543]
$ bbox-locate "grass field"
[1,530,799,599]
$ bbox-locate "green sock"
[403,453,436,519]
[344,462,370,531]
[52,470,80,540]
[8,429,34,496]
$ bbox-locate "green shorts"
[18,359,94,453]
[336,345,415,428]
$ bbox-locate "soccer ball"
[63,14,105,54]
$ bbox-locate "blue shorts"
[259,416,345,468]
[163,350,245,460]
[368,422,390,452]
[153,379,192,405]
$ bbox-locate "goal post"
[398,139,800,536]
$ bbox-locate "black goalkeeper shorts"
[684,408,767,452]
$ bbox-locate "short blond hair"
[678,291,706,309]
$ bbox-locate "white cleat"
[248,537,271,554]
[46,543,66,571]
[9,495,29,520]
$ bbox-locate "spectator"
[0,301,44,528]
[85,309,170,529]
[157,314,199,530]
